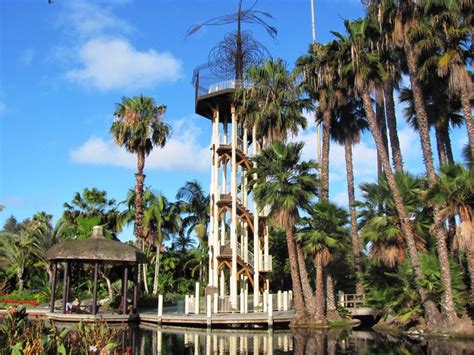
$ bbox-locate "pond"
[132,326,474,354]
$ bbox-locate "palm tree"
[143,192,181,295]
[176,180,210,283]
[111,95,170,243]
[358,173,431,268]
[427,164,474,303]
[333,18,443,326]
[330,97,369,294]
[399,74,463,167]
[422,0,474,159]
[386,0,461,323]
[249,141,318,323]
[237,58,314,311]
[237,58,311,142]
[296,201,347,323]
[0,230,36,291]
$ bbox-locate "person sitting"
[71,297,81,313]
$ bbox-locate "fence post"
[263,290,268,313]
[206,294,212,328]
[283,291,288,311]
[268,293,273,328]
[277,290,282,311]
[240,289,244,314]
[214,293,219,314]
[185,295,189,315]
[195,282,200,314]
[157,294,163,324]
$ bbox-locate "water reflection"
[136,326,474,354]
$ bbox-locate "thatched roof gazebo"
[46,226,147,315]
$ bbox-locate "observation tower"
[192,66,272,311]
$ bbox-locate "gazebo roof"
[46,226,147,264]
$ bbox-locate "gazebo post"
[62,262,69,314]
[133,265,138,313]
[122,265,129,314]
[50,261,57,313]
[65,261,71,307]
[92,262,99,315]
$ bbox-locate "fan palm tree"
[111,95,170,243]
[296,201,347,323]
[386,0,461,322]
[358,172,431,268]
[237,58,311,142]
[421,0,473,159]
[249,141,318,322]
[426,163,474,303]
[333,18,443,325]
[330,97,369,293]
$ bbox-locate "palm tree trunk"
[344,139,363,294]
[460,82,474,160]
[405,45,459,324]
[286,226,306,320]
[321,110,331,201]
[376,87,389,176]
[314,253,326,322]
[17,271,24,292]
[296,242,316,315]
[153,246,161,295]
[435,124,448,166]
[361,90,442,326]
[142,241,149,294]
[325,272,340,320]
[442,122,454,164]
[383,82,404,172]
[135,150,146,241]
[102,273,114,300]
[466,248,474,305]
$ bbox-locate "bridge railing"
[338,292,365,309]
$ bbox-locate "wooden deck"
[0,307,293,328]
[140,310,294,328]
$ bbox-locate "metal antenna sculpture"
[186,0,277,81]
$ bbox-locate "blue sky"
[0,0,467,241]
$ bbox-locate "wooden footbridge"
[338,293,378,318]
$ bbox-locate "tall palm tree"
[387,0,460,323]
[237,58,311,142]
[111,96,170,243]
[331,97,369,294]
[427,164,474,303]
[334,18,443,326]
[296,201,347,323]
[422,0,474,159]
[237,58,315,312]
[249,141,318,323]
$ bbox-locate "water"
[131,326,474,354]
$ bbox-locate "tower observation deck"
[193,65,272,312]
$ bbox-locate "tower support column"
[252,124,260,308]
[230,106,238,309]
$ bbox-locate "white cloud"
[70,119,210,172]
[58,0,133,39]
[56,0,182,91]
[66,38,182,91]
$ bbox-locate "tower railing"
[192,65,252,100]
[217,134,244,151]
